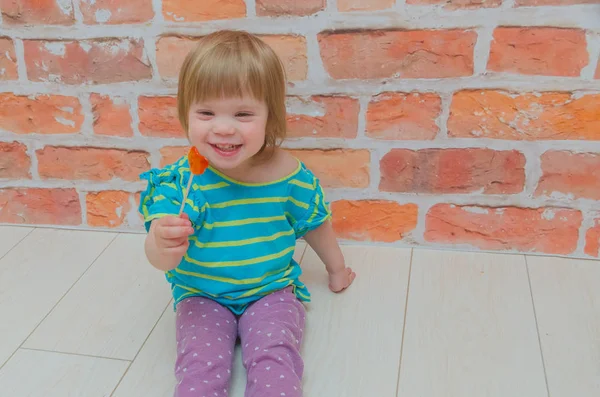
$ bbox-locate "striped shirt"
[138,156,331,314]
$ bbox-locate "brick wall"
[1,0,600,258]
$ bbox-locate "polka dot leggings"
[174,287,305,397]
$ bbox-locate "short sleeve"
[287,165,332,238]
[138,165,205,232]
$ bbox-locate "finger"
[159,216,192,228]
[161,236,189,248]
[179,213,190,220]
[158,225,195,240]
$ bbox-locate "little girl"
[139,30,356,397]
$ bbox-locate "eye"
[236,112,253,118]
[197,111,213,116]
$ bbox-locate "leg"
[174,296,237,397]
[239,287,306,397]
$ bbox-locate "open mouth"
[210,143,242,156]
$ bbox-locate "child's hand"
[328,267,356,293]
[145,214,195,271]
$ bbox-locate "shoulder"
[258,149,301,181]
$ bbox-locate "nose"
[212,119,235,135]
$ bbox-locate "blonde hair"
[177,30,287,154]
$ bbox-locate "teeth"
[215,144,237,151]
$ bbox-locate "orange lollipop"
[179,147,209,215]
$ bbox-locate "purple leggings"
[174,287,306,397]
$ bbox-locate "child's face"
[187,96,268,171]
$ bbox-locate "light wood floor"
[0,226,598,397]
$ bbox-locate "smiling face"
[188,96,268,171]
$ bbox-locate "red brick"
[163,0,245,21]
[585,218,600,257]
[318,29,476,79]
[366,92,441,140]
[0,0,74,25]
[289,149,370,188]
[37,146,150,181]
[0,38,18,80]
[80,0,154,24]
[338,0,394,11]
[0,141,30,178]
[86,191,134,228]
[425,204,582,255]
[332,200,418,242]
[448,91,600,140]
[138,96,184,138]
[407,0,501,7]
[90,94,133,137]
[160,146,190,167]
[0,94,83,134]
[257,0,324,15]
[536,152,600,200]
[488,27,588,77]
[24,39,151,84]
[380,148,525,194]
[595,58,599,79]
[516,0,600,5]
[286,96,359,138]
[0,188,81,225]
[156,35,307,81]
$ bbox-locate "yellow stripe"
[211,197,287,209]
[288,179,313,190]
[145,213,170,222]
[203,215,287,230]
[295,288,310,300]
[183,245,295,268]
[191,229,294,248]
[288,197,309,210]
[193,181,229,191]
[175,265,295,285]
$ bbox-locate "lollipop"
[179,147,209,215]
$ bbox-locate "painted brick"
[0,188,81,225]
[585,218,600,257]
[162,0,246,21]
[536,151,600,200]
[90,94,133,137]
[37,146,150,181]
[289,149,370,188]
[0,0,74,25]
[595,58,600,79]
[0,38,18,80]
[257,0,324,16]
[86,191,133,228]
[366,92,441,140]
[0,141,31,179]
[448,91,600,140]
[318,29,476,79]
[516,0,600,5]
[79,0,154,24]
[160,146,190,167]
[0,94,83,134]
[407,0,501,7]
[488,27,588,77]
[286,96,359,138]
[156,35,307,81]
[380,149,525,194]
[138,96,184,138]
[332,200,418,242]
[23,39,152,84]
[338,0,395,11]
[425,205,582,255]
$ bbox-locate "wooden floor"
[0,226,598,397]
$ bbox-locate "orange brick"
[448,91,600,140]
[425,204,582,255]
[0,94,83,134]
[366,92,441,140]
[407,0,501,7]
[0,141,31,179]
[595,58,599,79]
[380,149,525,194]
[37,146,150,181]
[0,188,81,225]
[138,96,184,138]
[86,191,133,228]
[488,27,588,77]
[516,0,600,5]
[585,218,600,257]
[289,149,370,188]
[286,96,359,138]
[0,0,74,25]
[90,94,133,137]
[162,0,245,21]
[338,0,394,11]
[160,146,190,167]
[156,35,307,81]
[80,0,154,24]
[318,29,476,79]
[24,39,152,84]
[332,200,418,242]
[257,0,324,15]
[0,38,18,80]
[536,152,600,200]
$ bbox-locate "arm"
[144,214,194,272]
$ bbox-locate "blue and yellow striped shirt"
[138,156,331,314]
